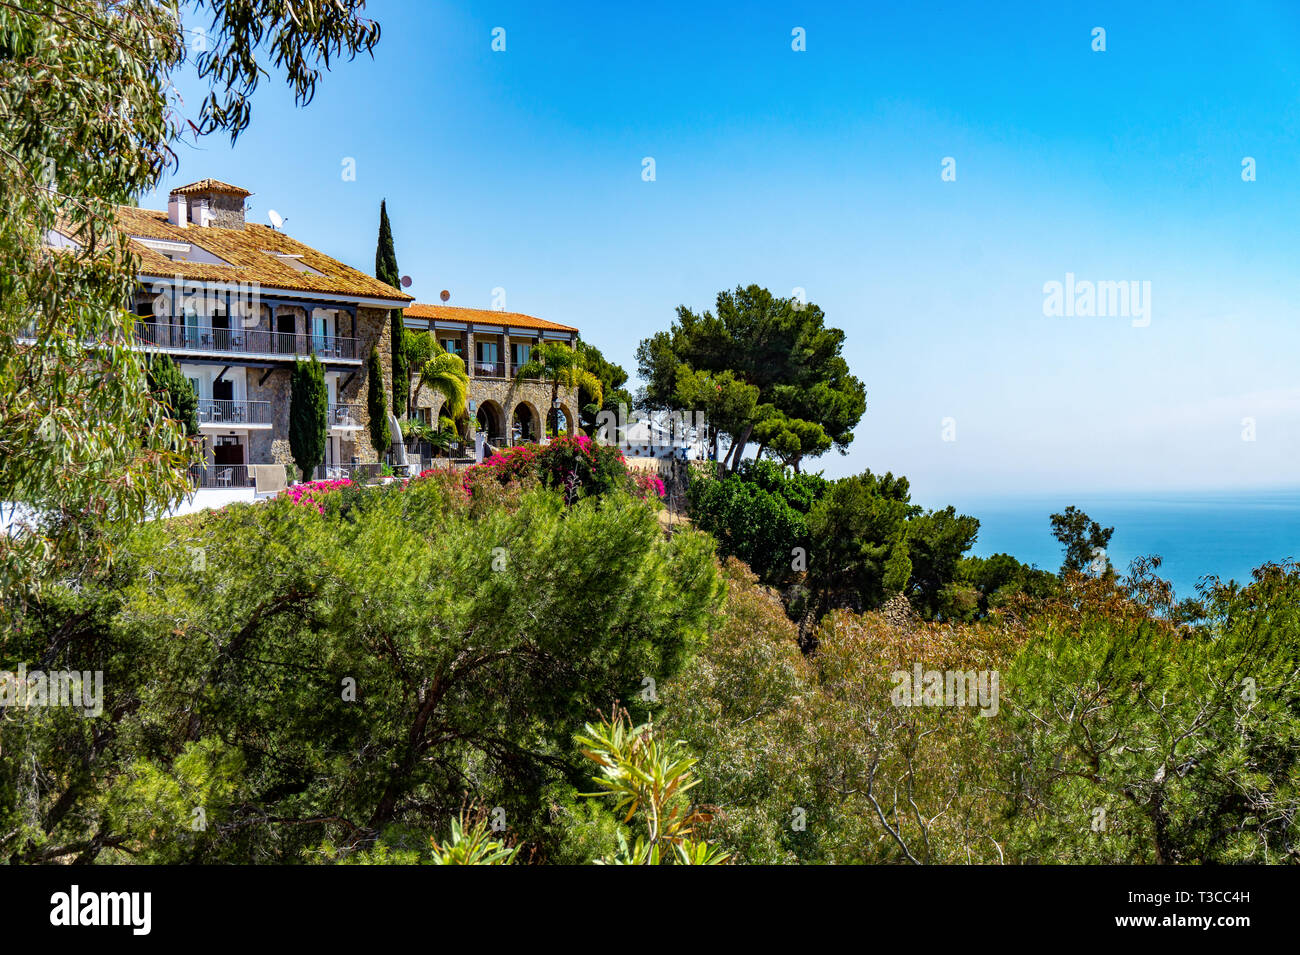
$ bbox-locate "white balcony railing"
[197,399,272,426]
[328,403,363,429]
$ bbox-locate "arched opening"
[475,400,505,444]
[511,402,539,444]
[556,402,576,437]
[544,401,576,437]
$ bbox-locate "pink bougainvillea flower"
[280,478,352,512]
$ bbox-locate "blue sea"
[940,490,1300,600]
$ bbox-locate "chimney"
[189,197,212,228]
[167,192,188,228]
[166,180,251,229]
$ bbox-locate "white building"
[617,410,709,460]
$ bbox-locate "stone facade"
[412,374,579,444]
[410,322,580,443]
[206,192,247,230]
[350,306,392,464]
[125,190,585,475]
[197,305,392,469]
[247,367,289,467]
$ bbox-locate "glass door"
[312,313,332,356]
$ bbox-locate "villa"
[403,303,580,447]
[44,178,582,487]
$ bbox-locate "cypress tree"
[289,356,327,482]
[146,352,199,437]
[375,199,407,417]
[390,309,407,417]
[375,199,399,286]
[367,345,391,457]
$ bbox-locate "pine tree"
[375,199,407,417]
[367,346,391,457]
[289,356,327,482]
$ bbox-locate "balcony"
[328,403,363,430]
[312,463,387,483]
[473,360,506,378]
[197,399,272,428]
[134,321,360,361]
[188,463,255,488]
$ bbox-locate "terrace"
[197,399,272,428]
[134,320,361,362]
[189,463,255,489]
[328,403,364,430]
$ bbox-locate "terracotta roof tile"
[171,178,251,197]
[105,205,412,304]
[405,303,578,333]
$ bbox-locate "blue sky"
[150,0,1300,505]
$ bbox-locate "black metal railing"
[134,321,360,360]
[188,463,255,488]
[197,399,272,426]
[312,463,387,484]
[472,360,506,378]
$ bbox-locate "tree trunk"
[727,422,755,473]
[550,377,560,435]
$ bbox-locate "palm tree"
[514,342,602,437]
[409,349,469,456]
[440,409,471,451]
[412,349,469,420]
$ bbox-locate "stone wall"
[349,306,391,464]
[240,304,391,469]
[247,366,291,467]
[207,193,246,230]
[412,375,579,441]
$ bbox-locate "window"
[511,342,531,367]
[440,338,462,356]
[262,251,325,276]
[132,236,232,266]
[475,340,498,364]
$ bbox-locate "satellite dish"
[400,275,412,288]
[440,289,450,303]
[267,209,284,230]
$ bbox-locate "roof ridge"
[170,178,251,197]
[405,302,578,333]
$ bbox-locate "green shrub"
[999,563,1300,864]
[953,552,1059,619]
[466,435,628,504]
[733,458,828,512]
[0,480,722,863]
[686,471,808,584]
